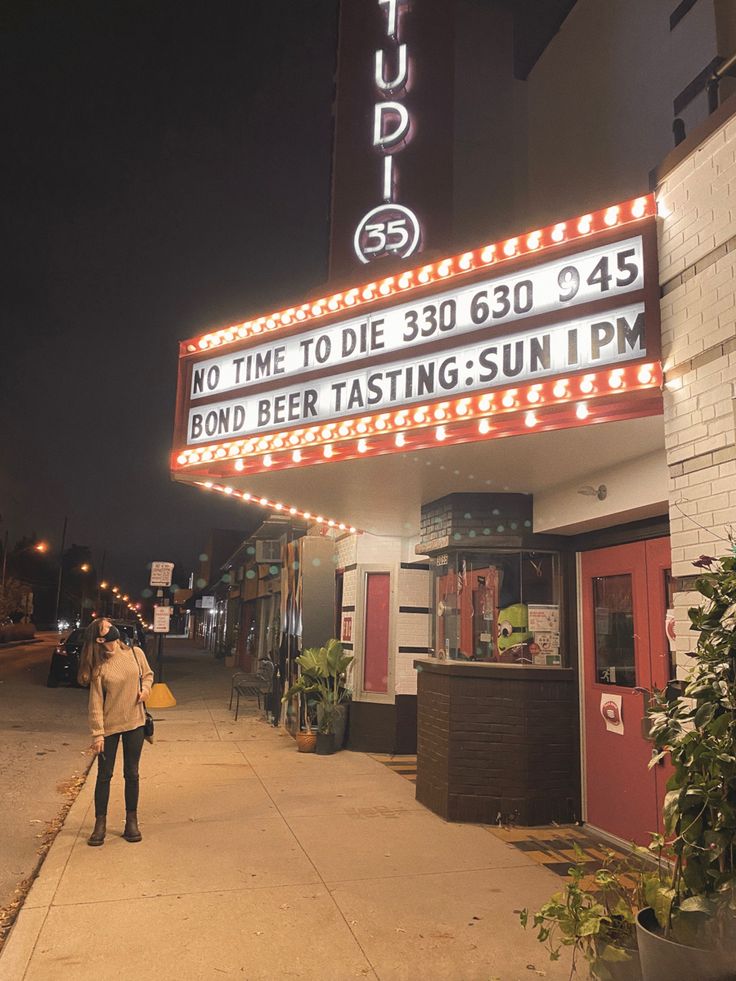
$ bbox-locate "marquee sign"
[172,196,661,478]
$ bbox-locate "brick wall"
[658,111,736,672]
[416,663,579,824]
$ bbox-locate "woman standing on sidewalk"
[78,618,153,847]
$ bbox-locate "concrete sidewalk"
[0,640,572,981]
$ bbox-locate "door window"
[593,574,636,687]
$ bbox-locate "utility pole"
[1,527,8,591]
[53,516,68,629]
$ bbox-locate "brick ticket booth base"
[414,659,579,826]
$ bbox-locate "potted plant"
[282,639,353,756]
[520,844,644,980]
[636,551,736,980]
[294,698,317,753]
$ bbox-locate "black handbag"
[132,648,154,743]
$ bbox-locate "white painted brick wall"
[335,534,357,569]
[342,569,357,608]
[398,568,431,608]
[658,114,736,675]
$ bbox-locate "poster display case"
[431,550,563,666]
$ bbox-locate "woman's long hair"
[77,618,122,685]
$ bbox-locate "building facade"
[171,0,736,848]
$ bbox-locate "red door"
[581,538,672,845]
[363,572,390,693]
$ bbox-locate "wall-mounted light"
[578,484,607,501]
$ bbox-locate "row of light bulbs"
[175,364,659,471]
[182,196,655,355]
[196,481,359,535]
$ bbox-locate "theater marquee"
[172,196,662,479]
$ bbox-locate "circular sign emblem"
[353,204,421,265]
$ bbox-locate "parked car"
[46,620,148,688]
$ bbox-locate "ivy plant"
[644,551,736,949]
[520,844,643,979]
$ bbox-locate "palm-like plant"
[282,638,353,734]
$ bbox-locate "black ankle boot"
[87,815,106,846]
[123,811,142,842]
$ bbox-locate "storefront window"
[432,551,563,666]
[593,574,635,687]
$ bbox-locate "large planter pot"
[332,703,349,749]
[295,731,316,753]
[636,908,736,981]
[315,732,336,755]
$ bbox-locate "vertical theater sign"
[353,0,421,264]
[172,195,661,508]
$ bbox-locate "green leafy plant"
[644,550,736,949]
[520,844,643,980]
[282,638,353,734]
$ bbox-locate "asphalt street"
[0,634,92,918]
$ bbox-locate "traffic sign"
[153,605,173,633]
[150,562,175,587]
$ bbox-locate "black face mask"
[100,624,120,643]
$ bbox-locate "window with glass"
[431,550,564,666]
[593,574,635,687]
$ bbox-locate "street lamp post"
[53,516,68,629]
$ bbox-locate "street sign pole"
[146,562,176,709]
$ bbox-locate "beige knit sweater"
[88,644,154,738]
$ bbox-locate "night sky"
[1,0,339,596]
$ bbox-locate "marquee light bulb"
[527,388,540,403]
[481,245,495,263]
[349,526,357,534]
[604,207,619,226]
[316,516,324,524]
[357,439,368,453]
[292,449,302,462]
[632,197,647,218]
[304,511,311,519]
[527,231,541,250]
[608,371,623,389]
[553,381,567,399]
[501,392,516,408]
[580,376,595,394]
[503,238,518,257]
[435,425,446,441]
[478,396,492,412]
[576,403,589,420]
[234,460,244,471]
[551,223,566,243]
[637,364,653,384]
[438,261,451,277]
[243,492,251,500]
[459,252,473,270]
[578,214,592,234]
[525,411,537,427]
[289,507,297,515]
[395,432,405,447]
[434,407,446,420]
[260,497,269,506]
[323,445,334,458]
[414,409,426,423]
[478,419,491,435]
[398,274,411,288]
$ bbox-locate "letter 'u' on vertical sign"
[373,102,410,149]
[375,46,407,92]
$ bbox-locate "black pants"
[94,726,145,817]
